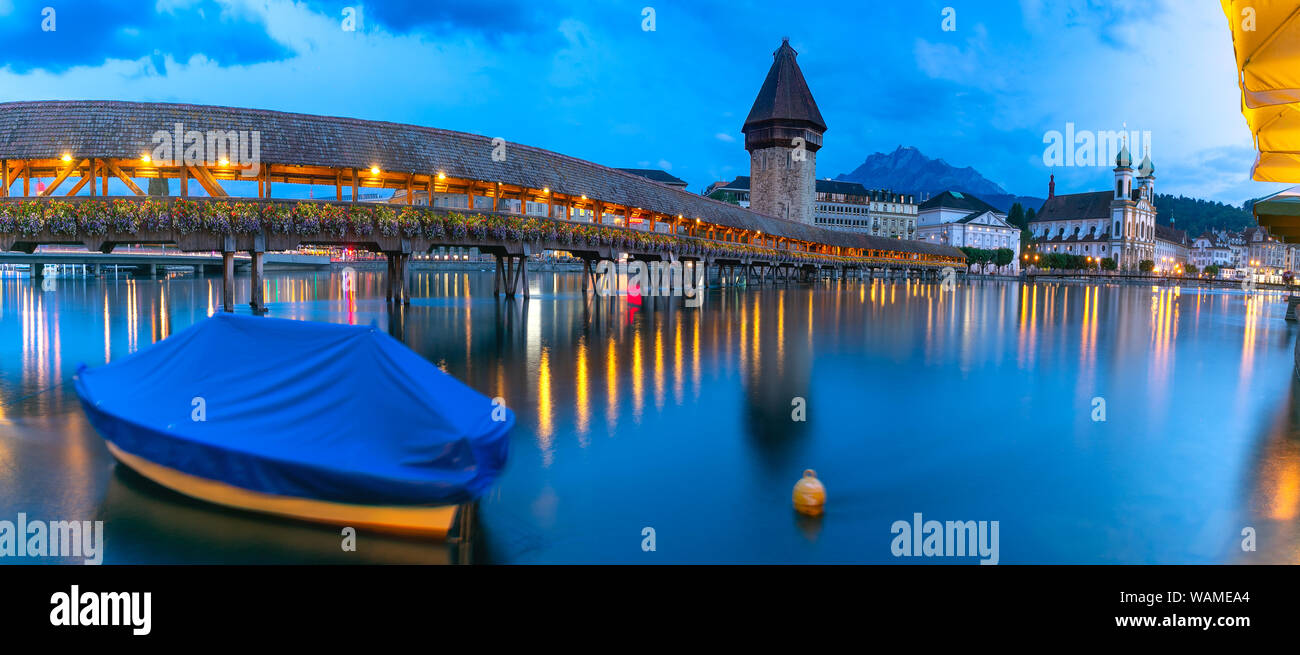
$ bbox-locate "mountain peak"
[835,146,1039,212]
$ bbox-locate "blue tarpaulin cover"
[75,314,511,506]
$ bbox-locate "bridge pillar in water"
[494,255,505,297]
[149,263,158,277]
[221,251,235,313]
[248,247,266,315]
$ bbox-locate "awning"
[1252,185,1300,240]
[1225,1,1300,181]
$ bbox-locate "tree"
[1204,264,1220,278]
[1020,207,1037,253]
[707,190,738,205]
[995,247,1013,272]
[1007,203,1026,230]
[1183,263,1199,276]
[1138,259,1155,273]
[1101,257,1118,271]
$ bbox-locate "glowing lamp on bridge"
[437,171,446,181]
[543,187,550,194]
[219,158,230,167]
[370,166,380,175]
[140,154,151,164]
[61,154,72,162]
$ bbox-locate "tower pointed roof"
[742,38,827,134]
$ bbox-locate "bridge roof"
[0,100,959,258]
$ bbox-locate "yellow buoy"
[792,469,825,516]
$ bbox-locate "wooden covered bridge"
[0,100,965,310]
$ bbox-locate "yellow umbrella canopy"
[1225,0,1300,181]
[1223,0,1300,108]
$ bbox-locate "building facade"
[742,38,826,226]
[708,176,917,238]
[1244,226,1285,274]
[1153,224,1189,273]
[1029,150,1158,269]
[916,190,1020,272]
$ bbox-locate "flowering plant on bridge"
[376,206,399,238]
[292,202,321,236]
[0,202,14,234]
[172,199,202,234]
[110,199,141,233]
[398,207,422,239]
[47,201,77,236]
[525,218,557,244]
[76,200,110,236]
[319,204,347,238]
[347,206,374,237]
[421,210,446,240]
[8,201,48,236]
[200,201,234,234]
[261,203,292,234]
[443,212,469,240]
[231,202,261,234]
[465,213,488,240]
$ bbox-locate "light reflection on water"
[1,268,1299,563]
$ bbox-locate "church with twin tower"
[742,38,827,226]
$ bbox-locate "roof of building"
[1154,223,1186,245]
[615,168,688,187]
[954,210,1009,225]
[0,100,960,258]
[742,39,827,133]
[918,190,1001,215]
[1032,191,1114,222]
[719,176,913,202]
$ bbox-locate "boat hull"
[106,442,461,538]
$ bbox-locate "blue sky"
[0,0,1279,205]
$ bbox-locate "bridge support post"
[401,254,411,305]
[221,251,235,313]
[385,256,394,302]
[519,254,530,299]
[494,255,504,297]
[505,256,516,298]
[249,250,265,314]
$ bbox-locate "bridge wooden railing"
[0,196,966,309]
[0,196,964,267]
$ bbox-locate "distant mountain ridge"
[834,145,1043,213]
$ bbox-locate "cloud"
[715,133,735,143]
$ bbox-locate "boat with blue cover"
[74,313,512,537]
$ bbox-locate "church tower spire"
[742,38,826,225]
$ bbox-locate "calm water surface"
[2,268,1299,564]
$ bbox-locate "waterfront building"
[1285,243,1300,273]
[742,38,826,225]
[1189,232,1232,269]
[1153,224,1189,273]
[1029,149,1158,270]
[916,191,1019,271]
[706,176,917,238]
[1243,226,1285,275]
[1189,228,1284,276]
